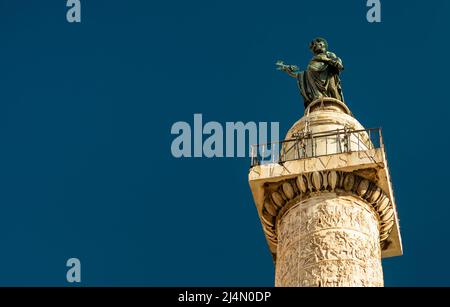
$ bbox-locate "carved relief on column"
[260,171,396,251]
[274,194,383,287]
[259,170,394,287]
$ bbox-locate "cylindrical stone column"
[275,193,383,287]
[249,100,398,287]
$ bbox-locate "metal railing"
[250,127,383,167]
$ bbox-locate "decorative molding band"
[304,97,352,116]
[261,170,395,250]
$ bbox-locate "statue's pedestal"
[248,99,402,287]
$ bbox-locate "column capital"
[262,170,395,260]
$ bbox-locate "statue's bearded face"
[312,41,326,54]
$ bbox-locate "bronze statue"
[277,38,345,109]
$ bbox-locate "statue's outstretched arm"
[276,60,300,78]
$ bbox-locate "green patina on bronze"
[277,37,345,109]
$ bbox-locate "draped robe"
[298,51,344,109]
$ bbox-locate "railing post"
[357,131,360,152]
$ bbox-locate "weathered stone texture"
[275,194,383,287]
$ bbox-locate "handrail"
[250,127,382,167]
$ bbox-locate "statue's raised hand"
[276,60,299,77]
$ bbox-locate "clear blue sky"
[0,0,449,286]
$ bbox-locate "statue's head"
[309,37,328,54]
